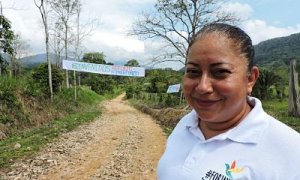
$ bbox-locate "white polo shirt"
[157,97,300,180]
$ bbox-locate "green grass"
[0,83,108,169]
[0,111,101,168]
[263,98,300,132]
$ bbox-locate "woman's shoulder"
[174,109,198,128]
[267,115,300,141]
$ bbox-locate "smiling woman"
[157,23,300,180]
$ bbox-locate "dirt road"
[2,95,166,179]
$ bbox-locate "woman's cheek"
[183,78,196,94]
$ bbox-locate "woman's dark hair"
[190,23,255,70]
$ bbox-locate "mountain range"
[20,53,126,68]
[20,32,300,69]
[254,32,300,67]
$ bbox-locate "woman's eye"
[186,69,200,77]
[213,69,231,77]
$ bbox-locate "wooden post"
[179,91,183,105]
[288,60,300,117]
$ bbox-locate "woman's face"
[183,33,257,123]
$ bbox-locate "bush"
[88,75,116,95]
[31,63,64,95]
[0,76,28,126]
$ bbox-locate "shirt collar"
[227,96,269,144]
[185,97,269,144]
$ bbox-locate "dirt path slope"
[2,94,166,180]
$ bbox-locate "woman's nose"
[195,75,213,94]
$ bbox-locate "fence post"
[288,59,300,117]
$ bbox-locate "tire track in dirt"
[2,94,166,180]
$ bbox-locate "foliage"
[0,15,15,74]
[146,69,183,93]
[0,15,14,55]
[0,76,28,125]
[0,82,104,168]
[254,32,300,67]
[31,63,64,95]
[125,68,184,107]
[129,0,238,64]
[79,52,127,95]
[125,59,140,67]
[125,81,143,99]
[86,74,116,95]
[252,69,281,100]
[82,52,106,64]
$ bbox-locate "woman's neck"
[198,103,252,139]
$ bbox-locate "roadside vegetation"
[0,60,123,168]
[126,68,300,136]
[0,75,107,168]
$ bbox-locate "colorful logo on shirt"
[225,160,244,178]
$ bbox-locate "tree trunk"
[65,21,69,89]
[288,59,300,117]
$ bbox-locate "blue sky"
[1,0,300,69]
[240,0,299,27]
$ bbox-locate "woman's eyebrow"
[210,62,232,67]
[185,62,199,66]
[185,62,232,67]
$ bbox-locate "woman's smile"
[193,97,223,108]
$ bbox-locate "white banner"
[167,84,181,93]
[62,60,145,77]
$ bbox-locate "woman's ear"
[247,66,259,95]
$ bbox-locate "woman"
[157,23,300,180]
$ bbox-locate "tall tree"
[0,9,14,76]
[73,0,82,101]
[50,0,79,88]
[34,0,54,101]
[82,52,106,64]
[11,33,29,77]
[129,0,237,65]
[125,59,140,67]
[49,21,64,67]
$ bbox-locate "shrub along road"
[2,94,166,179]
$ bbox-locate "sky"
[1,0,300,70]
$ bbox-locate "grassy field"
[263,98,300,132]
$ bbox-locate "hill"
[20,53,126,69]
[20,53,58,68]
[20,32,300,70]
[254,32,300,67]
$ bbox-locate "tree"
[0,13,14,76]
[32,63,64,95]
[49,21,64,67]
[50,0,80,88]
[125,59,140,67]
[11,33,30,77]
[34,0,54,101]
[252,69,279,100]
[80,52,107,89]
[129,0,237,65]
[82,52,106,64]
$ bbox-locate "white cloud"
[88,30,144,53]
[221,2,253,20]
[221,2,300,45]
[242,20,300,44]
